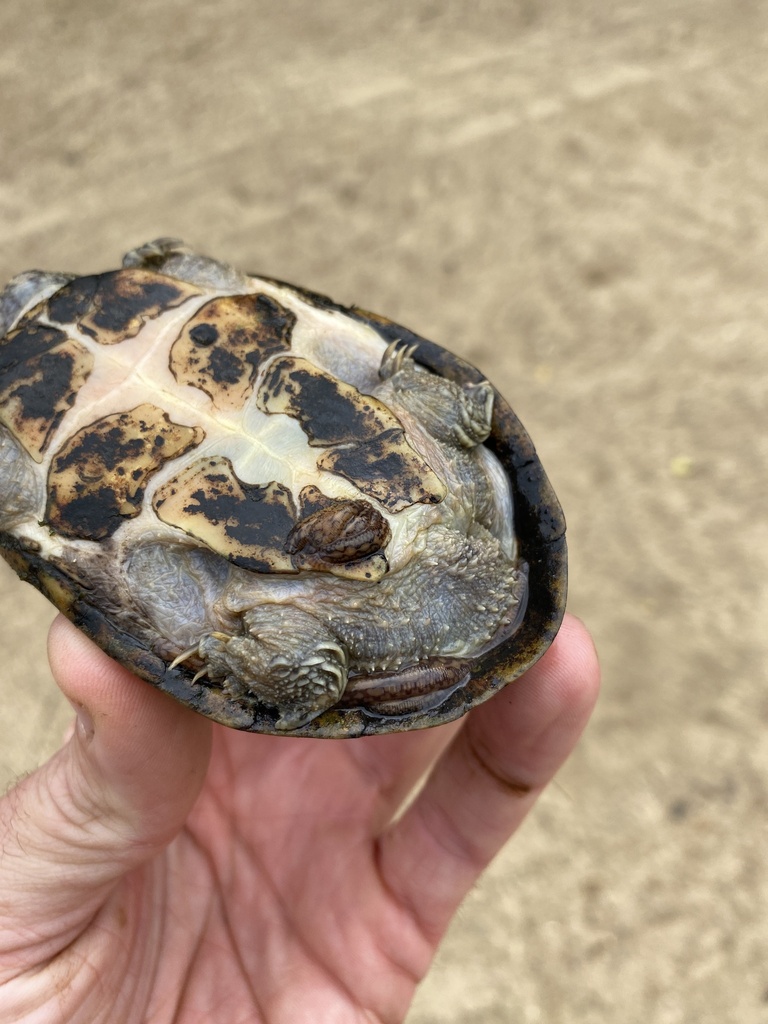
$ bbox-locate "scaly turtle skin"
[0,240,566,737]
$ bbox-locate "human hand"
[0,613,598,1023]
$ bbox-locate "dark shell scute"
[46,269,201,345]
[258,355,393,446]
[45,404,204,540]
[153,456,298,573]
[0,317,68,373]
[317,428,444,512]
[170,293,296,410]
[256,355,446,512]
[0,317,93,462]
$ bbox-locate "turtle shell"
[0,248,566,738]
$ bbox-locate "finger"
[0,616,211,978]
[345,724,462,829]
[376,614,600,941]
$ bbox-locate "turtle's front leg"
[198,606,349,730]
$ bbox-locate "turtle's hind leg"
[198,605,349,731]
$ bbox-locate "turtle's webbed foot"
[196,610,350,730]
[378,340,495,449]
[454,379,494,447]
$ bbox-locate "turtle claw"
[379,339,420,380]
[169,643,200,670]
[378,338,494,449]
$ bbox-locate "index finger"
[375,614,600,942]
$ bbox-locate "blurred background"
[1,2,767,1020]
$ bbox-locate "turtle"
[0,239,566,737]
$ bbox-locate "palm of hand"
[0,615,598,1024]
[146,731,442,1022]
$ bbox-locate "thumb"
[0,615,211,978]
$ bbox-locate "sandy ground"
[1,2,767,1020]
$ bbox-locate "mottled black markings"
[170,292,296,409]
[318,431,442,510]
[257,357,447,512]
[184,461,295,547]
[45,404,203,540]
[46,269,200,345]
[298,484,336,519]
[0,319,67,374]
[290,365,377,445]
[206,344,243,386]
[153,456,298,573]
[46,275,98,325]
[14,351,76,421]
[0,317,94,461]
[188,323,218,346]
[189,475,296,570]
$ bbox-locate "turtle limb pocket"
[198,607,349,730]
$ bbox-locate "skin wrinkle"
[45,861,160,1024]
[370,838,435,987]
[156,831,270,1023]
[152,836,219,1024]
[173,830,267,1024]
[163,767,254,1016]
[5,745,164,923]
[0,780,125,977]
[116,858,167,1024]
[180,816,374,1024]
[185,738,417,1021]
[345,729,456,827]
[227,819,362,1016]
[5,763,195,1016]
[18,738,159,876]
[461,725,535,798]
[217,891,269,1024]
[9,899,135,1024]
[49,947,104,1024]
[382,797,478,944]
[130,858,174,1024]
[174,765,287,1018]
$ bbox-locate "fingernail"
[66,699,95,743]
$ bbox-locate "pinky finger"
[376,614,600,943]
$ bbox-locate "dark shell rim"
[0,285,567,738]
